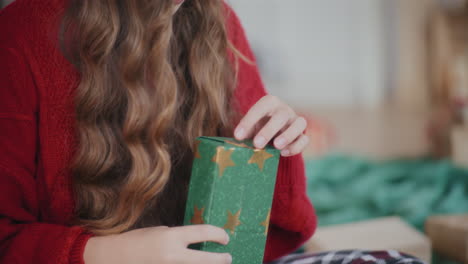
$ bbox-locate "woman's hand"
[84,225,231,264]
[234,95,309,156]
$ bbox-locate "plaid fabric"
[266,250,426,264]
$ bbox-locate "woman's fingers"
[234,95,279,141]
[234,95,309,154]
[280,134,310,156]
[184,249,232,264]
[174,225,229,246]
[274,116,308,150]
[173,225,232,263]
[253,109,293,149]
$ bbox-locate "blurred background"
[229,0,468,161]
[2,0,467,263]
[227,1,468,263]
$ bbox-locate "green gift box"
[183,136,280,264]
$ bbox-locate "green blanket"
[306,155,468,230]
[305,155,468,263]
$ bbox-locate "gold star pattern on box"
[190,205,205,225]
[260,209,271,236]
[194,140,201,159]
[225,140,254,149]
[248,149,274,171]
[211,146,235,177]
[223,209,242,235]
[183,137,281,263]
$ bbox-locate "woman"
[0,0,315,263]
[0,0,425,264]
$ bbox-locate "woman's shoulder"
[0,0,66,51]
[0,0,76,114]
[223,2,247,45]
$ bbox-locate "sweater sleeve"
[0,46,92,264]
[225,5,318,262]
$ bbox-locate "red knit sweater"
[0,1,317,263]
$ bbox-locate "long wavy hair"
[60,0,242,235]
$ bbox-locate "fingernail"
[225,233,230,245]
[254,136,266,148]
[235,127,245,139]
[226,254,232,263]
[275,137,286,148]
[281,149,290,156]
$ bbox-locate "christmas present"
[183,136,280,264]
[425,214,468,263]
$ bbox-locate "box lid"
[197,136,278,151]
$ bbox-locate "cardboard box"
[305,217,432,263]
[425,214,468,264]
[452,126,468,168]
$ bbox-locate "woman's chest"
[31,43,81,225]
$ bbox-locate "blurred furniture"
[427,0,468,157]
[425,214,468,264]
[452,125,468,168]
[301,107,430,160]
[304,217,432,263]
[394,0,432,112]
[298,0,435,160]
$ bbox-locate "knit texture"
[0,0,317,263]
